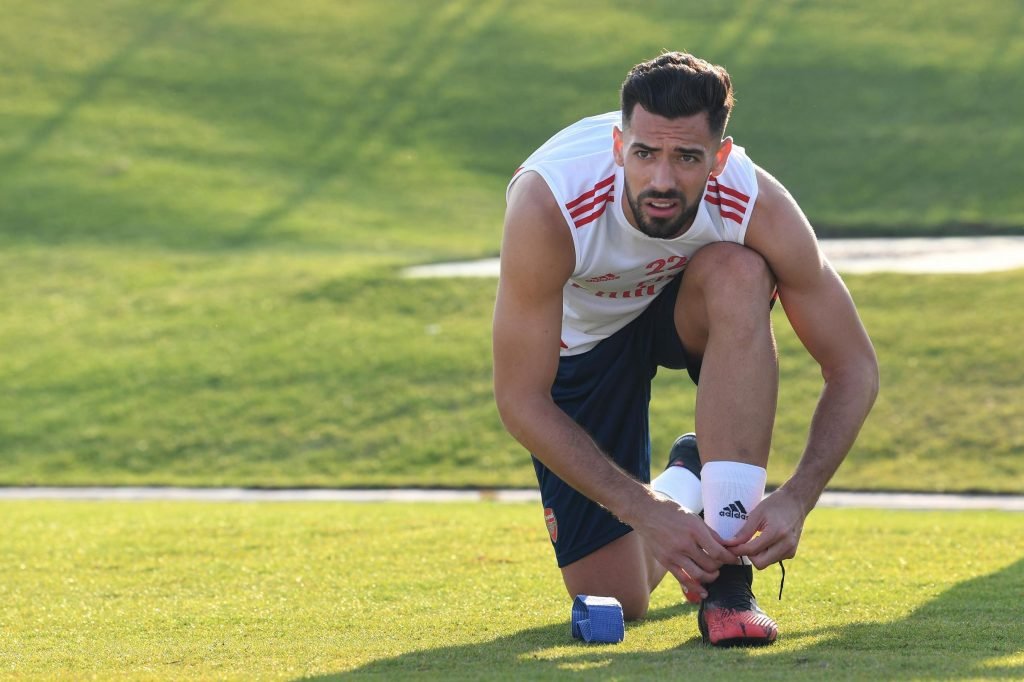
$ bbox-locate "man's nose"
[650,160,673,192]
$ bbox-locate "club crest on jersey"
[544,507,558,543]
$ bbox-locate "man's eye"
[635,150,651,159]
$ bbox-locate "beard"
[624,178,701,239]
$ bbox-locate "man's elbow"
[494,381,529,437]
[856,341,881,406]
[494,382,551,445]
[493,384,519,432]
[866,351,880,405]
[823,348,880,405]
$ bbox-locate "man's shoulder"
[508,112,620,224]
[746,164,797,229]
[742,163,823,272]
[517,112,617,170]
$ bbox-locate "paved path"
[404,236,1024,278]
[1,487,1022,511]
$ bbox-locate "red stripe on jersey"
[514,166,524,176]
[565,175,615,210]
[719,209,745,224]
[573,196,613,228]
[705,194,744,223]
[717,183,750,203]
[560,339,568,349]
[569,188,613,219]
[703,194,747,214]
[704,177,749,225]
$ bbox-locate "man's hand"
[723,487,807,569]
[630,495,737,601]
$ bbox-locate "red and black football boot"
[698,563,779,647]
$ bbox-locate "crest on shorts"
[544,507,558,543]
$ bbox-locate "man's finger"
[697,533,740,566]
[703,525,728,545]
[679,577,704,604]
[671,557,718,588]
[686,522,735,564]
[746,532,799,569]
[727,533,768,558]
[746,544,787,570]
[722,512,763,547]
[669,563,711,601]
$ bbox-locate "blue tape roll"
[570,595,624,643]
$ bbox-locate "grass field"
[2,0,1023,491]
[1,502,1022,680]
[3,0,1023,250]
[3,3,1022,680]
[3,253,1023,492]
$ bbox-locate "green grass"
[3,250,1023,492]
[1,0,1023,491]
[2,502,1022,679]
[1,0,1022,256]
[3,5,1021,680]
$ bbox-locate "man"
[492,52,879,647]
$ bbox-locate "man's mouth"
[644,198,680,219]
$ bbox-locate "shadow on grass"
[313,557,1024,680]
[233,0,512,246]
[0,0,224,177]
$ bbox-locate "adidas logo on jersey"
[719,500,748,520]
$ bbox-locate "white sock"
[651,466,703,514]
[701,461,767,542]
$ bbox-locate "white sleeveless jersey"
[507,111,760,356]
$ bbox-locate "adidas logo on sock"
[718,500,748,520]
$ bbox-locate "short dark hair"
[620,52,734,137]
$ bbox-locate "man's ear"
[613,127,625,167]
[710,136,733,177]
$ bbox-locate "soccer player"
[492,51,879,646]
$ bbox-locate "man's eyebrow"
[628,141,706,155]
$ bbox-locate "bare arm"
[493,172,642,515]
[729,167,880,566]
[493,172,733,588]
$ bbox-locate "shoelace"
[777,560,785,600]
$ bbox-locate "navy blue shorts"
[534,274,700,567]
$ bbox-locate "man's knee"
[620,592,651,622]
[565,582,650,621]
[560,533,653,621]
[686,242,775,299]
